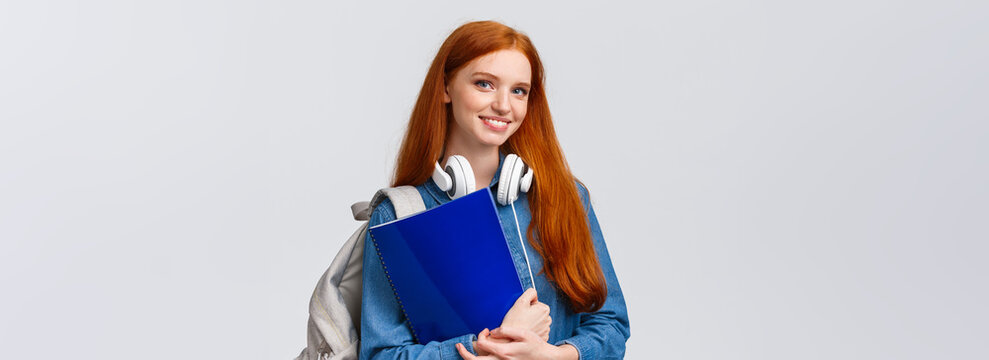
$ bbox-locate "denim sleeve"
[554,182,632,360]
[359,198,478,360]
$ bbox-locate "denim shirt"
[360,153,631,359]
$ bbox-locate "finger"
[456,343,476,359]
[478,328,514,345]
[476,334,515,357]
[537,301,550,315]
[490,326,531,341]
[516,288,538,305]
[484,332,512,343]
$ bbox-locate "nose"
[492,89,511,115]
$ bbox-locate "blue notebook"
[368,188,524,344]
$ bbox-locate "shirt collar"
[425,151,507,205]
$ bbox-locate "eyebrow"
[471,71,531,88]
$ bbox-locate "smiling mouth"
[480,116,510,129]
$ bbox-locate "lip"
[480,115,511,131]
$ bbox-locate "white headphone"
[431,153,534,206]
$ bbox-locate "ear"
[443,85,451,103]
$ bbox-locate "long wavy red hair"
[390,21,606,313]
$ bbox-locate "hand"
[456,328,506,359]
[500,288,551,341]
[470,326,567,360]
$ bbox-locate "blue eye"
[513,88,528,96]
[475,80,492,89]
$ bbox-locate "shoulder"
[573,178,592,210]
[574,178,590,198]
[368,197,396,227]
[367,183,432,226]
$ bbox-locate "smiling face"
[443,49,532,150]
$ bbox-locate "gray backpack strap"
[351,186,425,221]
[370,186,427,219]
[351,201,371,221]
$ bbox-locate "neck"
[443,137,500,191]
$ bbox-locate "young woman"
[360,20,630,359]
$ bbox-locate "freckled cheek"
[467,95,490,114]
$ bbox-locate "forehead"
[461,49,532,83]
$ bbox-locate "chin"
[478,138,509,147]
[479,134,511,146]
[472,131,513,147]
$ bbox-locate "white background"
[2,1,987,359]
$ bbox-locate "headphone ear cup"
[496,155,514,205]
[508,165,521,205]
[497,154,526,206]
[520,166,534,193]
[432,161,452,191]
[445,155,475,199]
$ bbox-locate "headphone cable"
[511,201,537,292]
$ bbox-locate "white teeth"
[482,117,508,126]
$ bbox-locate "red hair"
[391,20,606,313]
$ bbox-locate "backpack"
[294,186,426,360]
